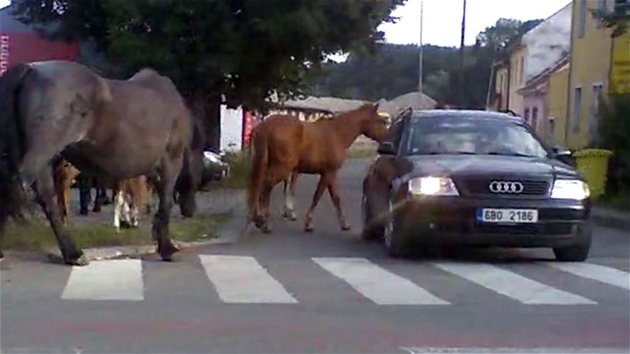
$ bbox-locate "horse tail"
[247,128,268,221]
[0,63,34,229]
[176,113,204,218]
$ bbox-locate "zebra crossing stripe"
[199,255,298,304]
[432,262,597,305]
[61,259,144,301]
[544,262,630,291]
[312,257,450,305]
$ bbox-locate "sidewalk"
[592,206,630,232]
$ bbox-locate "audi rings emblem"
[489,181,524,194]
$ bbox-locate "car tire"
[552,222,593,262]
[553,244,591,262]
[383,198,411,258]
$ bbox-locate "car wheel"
[383,198,409,258]
[361,195,383,241]
[553,243,591,262]
[552,222,593,262]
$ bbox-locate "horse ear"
[372,102,379,111]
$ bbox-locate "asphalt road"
[1,158,629,354]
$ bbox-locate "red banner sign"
[0,35,9,75]
[242,110,254,147]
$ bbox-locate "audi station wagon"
[361,109,592,262]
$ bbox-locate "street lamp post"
[418,0,424,93]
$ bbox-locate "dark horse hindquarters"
[0,60,199,265]
[0,64,33,259]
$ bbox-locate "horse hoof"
[158,242,180,262]
[341,225,351,231]
[304,226,314,233]
[262,225,272,234]
[65,254,89,266]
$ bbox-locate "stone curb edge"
[6,190,249,263]
[591,212,630,232]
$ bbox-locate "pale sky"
[1,0,571,47]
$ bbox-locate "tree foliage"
[11,0,405,106]
[308,18,542,108]
[590,1,630,38]
[11,0,405,146]
[596,92,630,193]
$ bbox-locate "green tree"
[11,0,406,147]
[591,0,630,38]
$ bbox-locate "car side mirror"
[377,141,397,155]
[551,145,574,166]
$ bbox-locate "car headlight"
[408,177,459,196]
[550,179,590,200]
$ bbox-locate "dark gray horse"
[0,60,202,266]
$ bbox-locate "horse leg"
[151,157,182,261]
[78,175,91,215]
[33,166,87,265]
[113,189,125,233]
[303,174,328,232]
[282,172,298,221]
[326,171,351,231]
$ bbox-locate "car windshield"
[404,116,549,158]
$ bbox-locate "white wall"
[220,104,243,152]
[522,4,572,82]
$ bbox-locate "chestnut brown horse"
[52,156,81,225]
[0,60,202,265]
[247,103,390,233]
[112,174,153,232]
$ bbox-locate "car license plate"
[477,208,538,223]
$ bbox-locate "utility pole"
[418,0,424,93]
[458,0,467,107]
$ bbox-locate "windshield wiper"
[485,151,538,158]
[410,151,477,155]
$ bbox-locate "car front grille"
[456,177,551,197]
[473,222,574,236]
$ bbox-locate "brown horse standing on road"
[247,103,390,233]
[0,60,202,266]
[52,156,81,225]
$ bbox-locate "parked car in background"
[361,108,592,262]
[201,150,230,185]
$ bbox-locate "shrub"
[596,91,630,196]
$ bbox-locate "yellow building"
[547,62,571,146]
[564,0,630,149]
[489,44,526,115]
[507,44,527,116]
[490,61,510,111]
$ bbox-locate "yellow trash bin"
[572,148,614,199]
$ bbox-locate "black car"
[361,108,592,262]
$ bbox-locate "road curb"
[4,189,248,264]
[71,189,249,262]
[591,211,630,232]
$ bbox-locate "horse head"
[358,103,390,143]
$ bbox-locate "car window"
[389,119,405,149]
[403,116,549,158]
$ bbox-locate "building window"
[590,83,605,143]
[578,0,587,38]
[572,87,582,132]
[519,57,525,85]
[532,106,539,131]
[548,117,556,141]
[524,108,530,124]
